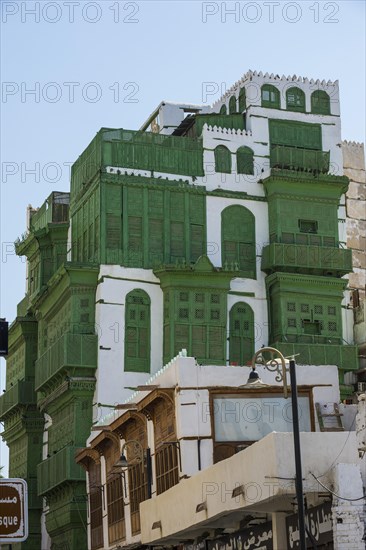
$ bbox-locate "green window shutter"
[128,216,143,265]
[149,218,164,265]
[229,302,254,366]
[311,91,330,115]
[219,104,227,115]
[229,96,237,114]
[190,224,204,262]
[237,146,254,175]
[125,290,150,373]
[215,146,231,174]
[221,205,256,277]
[106,214,121,249]
[286,87,306,112]
[170,221,184,262]
[238,87,246,112]
[261,84,280,109]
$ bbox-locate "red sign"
[0,479,28,542]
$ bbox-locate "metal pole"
[289,359,307,550]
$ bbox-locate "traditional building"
[77,353,366,550]
[0,70,363,549]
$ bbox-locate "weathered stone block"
[347,199,366,220]
[346,179,366,199]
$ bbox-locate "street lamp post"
[251,347,307,550]
[115,439,152,499]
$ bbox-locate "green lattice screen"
[269,120,322,150]
[236,147,254,175]
[163,289,226,365]
[215,146,232,173]
[311,91,331,115]
[103,184,206,268]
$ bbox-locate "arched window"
[229,95,237,114]
[125,289,150,372]
[311,90,330,115]
[261,84,280,109]
[221,205,256,277]
[237,147,254,175]
[215,145,231,174]
[238,87,246,112]
[219,104,227,115]
[229,302,254,366]
[286,87,306,112]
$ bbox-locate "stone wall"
[343,141,366,364]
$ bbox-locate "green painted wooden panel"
[220,104,227,115]
[215,145,231,173]
[237,147,254,175]
[261,84,280,109]
[270,341,358,374]
[102,129,204,177]
[37,446,85,496]
[261,243,352,276]
[221,205,256,278]
[270,146,330,173]
[164,289,226,365]
[125,290,150,373]
[269,120,322,150]
[267,195,338,246]
[286,87,306,112]
[311,90,331,115]
[35,333,98,391]
[229,302,254,366]
[0,380,35,419]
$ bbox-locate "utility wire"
[310,472,366,502]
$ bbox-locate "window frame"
[261,84,280,109]
[286,87,306,112]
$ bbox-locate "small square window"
[211,310,220,320]
[180,292,188,302]
[287,303,296,312]
[179,308,189,319]
[328,306,336,316]
[314,305,323,315]
[299,220,318,234]
[195,309,204,319]
[301,304,309,313]
[195,293,204,303]
[328,321,337,332]
[211,294,220,304]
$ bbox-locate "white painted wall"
[94,266,163,418]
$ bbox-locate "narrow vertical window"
[237,147,254,175]
[125,290,151,372]
[229,302,254,366]
[221,205,256,277]
[229,95,237,114]
[238,87,246,111]
[215,145,232,174]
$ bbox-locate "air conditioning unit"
[357,382,366,393]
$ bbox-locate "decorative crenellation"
[211,69,338,111]
[203,124,252,137]
[342,140,364,148]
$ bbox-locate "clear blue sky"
[0,0,365,472]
